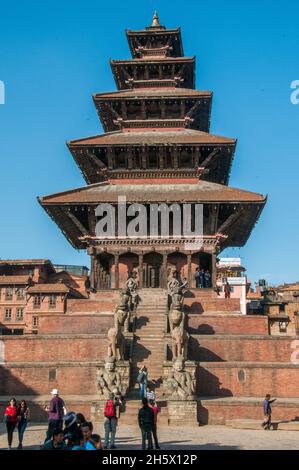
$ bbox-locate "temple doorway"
[143,252,163,288]
[96,253,113,289]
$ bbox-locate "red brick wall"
[188,314,269,335]
[38,314,113,334]
[197,363,299,398]
[2,335,108,362]
[198,399,299,425]
[189,335,294,362]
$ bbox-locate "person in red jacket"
[4,398,19,449]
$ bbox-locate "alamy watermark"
[94,196,204,251]
[290,80,299,105]
[0,80,5,105]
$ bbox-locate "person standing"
[103,393,120,449]
[44,389,66,442]
[4,398,18,450]
[138,397,154,450]
[16,400,30,449]
[204,269,211,288]
[199,269,205,289]
[150,401,161,450]
[262,394,276,430]
[137,366,148,400]
[195,268,200,288]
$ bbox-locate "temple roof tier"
[93,88,212,133]
[39,180,265,250]
[110,57,195,90]
[67,130,236,185]
[126,14,183,59]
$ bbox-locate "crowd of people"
[3,386,161,451]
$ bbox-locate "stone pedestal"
[162,360,197,395]
[167,399,198,426]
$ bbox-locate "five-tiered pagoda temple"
[39,12,266,291]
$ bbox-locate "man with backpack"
[138,397,154,450]
[103,393,120,449]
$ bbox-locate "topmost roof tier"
[126,11,184,59]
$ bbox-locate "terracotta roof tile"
[94,88,211,100]
[40,180,266,205]
[0,275,31,285]
[69,130,236,147]
[27,283,69,294]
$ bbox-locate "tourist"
[103,393,120,449]
[224,281,231,299]
[16,399,30,449]
[195,268,200,288]
[4,398,18,450]
[262,394,276,430]
[138,397,154,450]
[76,412,86,428]
[137,365,148,399]
[42,428,67,450]
[150,401,161,450]
[146,386,155,404]
[44,389,66,442]
[204,269,211,288]
[90,434,102,450]
[71,429,85,450]
[198,269,205,288]
[81,421,102,450]
[63,411,81,448]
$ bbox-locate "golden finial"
[152,10,160,27]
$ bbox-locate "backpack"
[104,399,115,419]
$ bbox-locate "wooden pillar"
[162,252,168,288]
[173,147,179,169]
[107,147,114,170]
[138,253,144,288]
[90,255,96,290]
[114,253,119,289]
[212,252,217,288]
[141,101,146,119]
[127,147,133,170]
[187,253,192,287]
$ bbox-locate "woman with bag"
[16,400,30,449]
[4,397,19,449]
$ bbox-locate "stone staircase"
[130,288,168,396]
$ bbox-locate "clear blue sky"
[0,0,298,285]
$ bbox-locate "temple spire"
[152,10,160,27]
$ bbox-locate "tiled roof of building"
[0,259,52,266]
[27,283,69,294]
[0,275,31,285]
[68,130,236,147]
[93,88,211,99]
[40,180,266,205]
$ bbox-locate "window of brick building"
[33,295,41,308]
[5,308,12,321]
[49,294,57,308]
[16,308,24,321]
[5,287,13,301]
[16,288,25,300]
[32,316,39,328]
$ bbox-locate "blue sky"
[0,0,298,285]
